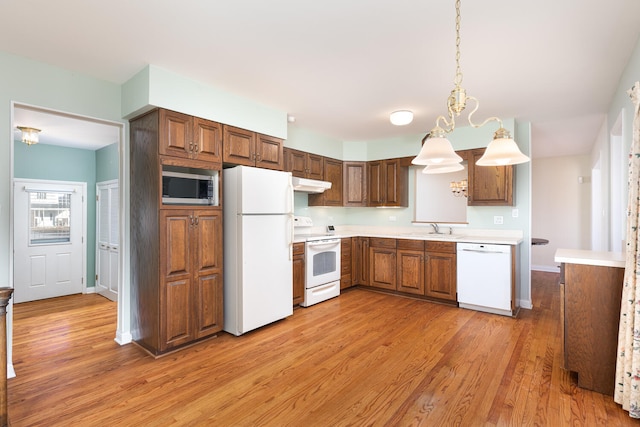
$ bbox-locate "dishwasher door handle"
[461,248,508,254]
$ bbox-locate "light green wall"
[122,65,288,139]
[14,141,98,288]
[96,143,119,183]
[0,51,124,290]
[285,125,344,158]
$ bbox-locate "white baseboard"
[532,264,561,273]
[114,331,132,345]
[84,286,96,294]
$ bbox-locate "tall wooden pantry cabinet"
[130,108,224,357]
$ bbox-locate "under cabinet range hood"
[291,176,332,193]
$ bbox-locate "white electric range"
[294,217,341,306]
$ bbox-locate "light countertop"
[554,248,625,268]
[293,225,524,245]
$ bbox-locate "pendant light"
[412,0,529,172]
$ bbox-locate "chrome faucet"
[430,223,440,234]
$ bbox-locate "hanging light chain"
[454,0,463,87]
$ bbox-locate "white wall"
[531,154,592,271]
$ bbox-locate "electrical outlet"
[512,208,519,218]
[389,215,397,222]
[494,215,504,225]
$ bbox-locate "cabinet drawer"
[369,238,396,249]
[397,239,425,251]
[425,241,456,253]
[293,242,305,256]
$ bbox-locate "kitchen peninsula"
[555,248,625,395]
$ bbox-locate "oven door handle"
[307,240,340,248]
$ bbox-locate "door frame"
[13,178,88,301]
[9,102,130,378]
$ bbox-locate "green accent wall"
[14,141,98,288]
[96,143,119,182]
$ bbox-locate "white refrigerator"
[223,166,294,336]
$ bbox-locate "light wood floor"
[7,272,639,426]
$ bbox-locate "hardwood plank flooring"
[7,271,639,426]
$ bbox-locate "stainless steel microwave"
[161,170,218,206]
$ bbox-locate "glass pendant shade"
[476,136,529,166]
[411,136,462,166]
[422,163,464,174]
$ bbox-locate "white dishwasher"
[457,242,513,316]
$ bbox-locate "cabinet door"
[284,148,307,178]
[193,118,223,164]
[397,249,424,295]
[223,125,256,166]
[369,247,396,290]
[324,158,343,205]
[367,161,384,206]
[424,251,457,301]
[383,159,408,207]
[256,134,284,171]
[343,162,367,207]
[340,238,352,289]
[159,110,192,159]
[160,210,194,350]
[292,243,305,306]
[467,148,514,206]
[353,237,369,285]
[192,210,223,338]
[307,154,324,180]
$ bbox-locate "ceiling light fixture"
[412,0,529,172]
[390,110,413,126]
[17,126,41,146]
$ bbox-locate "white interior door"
[96,180,119,301]
[13,179,86,303]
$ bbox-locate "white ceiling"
[2,0,640,157]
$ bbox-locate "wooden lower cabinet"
[562,262,624,395]
[353,237,369,286]
[396,239,426,295]
[369,238,397,290]
[292,242,305,306]
[340,238,352,289]
[424,241,457,301]
[159,209,223,352]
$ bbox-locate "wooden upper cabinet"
[367,159,408,207]
[223,126,284,170]
[192,118,223,164]
[309,157,343,206]
[223,125,256,166]
[159,109,222,164]
[466,148,514,206]
[255,134,284,171]
[284,148,323,180]
[343,162,367,207]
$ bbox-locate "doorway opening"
[10,102,128,375]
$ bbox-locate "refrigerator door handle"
[287,213,294,261]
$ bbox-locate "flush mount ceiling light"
[390,110,414,126]
[17,126,41,146]
[412,0,529,172]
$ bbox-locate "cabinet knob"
[195,216,199,225]
[194,143,200,153]
[189,141,194,152]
